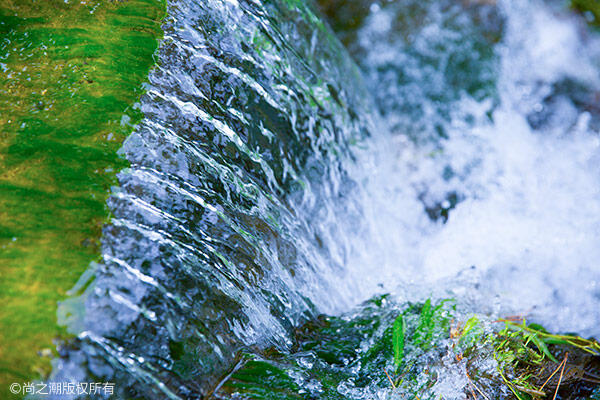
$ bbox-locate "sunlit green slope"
[0,0,165,395]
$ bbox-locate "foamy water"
[336,0,600,338]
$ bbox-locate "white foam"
[337,0,600,338]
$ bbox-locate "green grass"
[492,319,600,399]
[0,0,165,395]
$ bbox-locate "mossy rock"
[0,0,165,395]
[211,297,600,399]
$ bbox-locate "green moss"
[212,298,455,399]
[0,0,166,395]
[221,358,305,400]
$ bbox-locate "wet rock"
[527,78,600,133]
[212,297,600,400]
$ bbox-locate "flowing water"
[50,0,600,398]
[347,0,600,338]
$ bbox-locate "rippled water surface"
[47,0,600,398]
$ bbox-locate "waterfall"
[48,0,600,398]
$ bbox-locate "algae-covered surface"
[0,0,165,394]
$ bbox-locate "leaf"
[459,316,484,350]
[421,299,433,323]
[393,314,405,371]
[530,334,557,362]
[414,299,433,346]
[462,316,480,337]
[528,323,548,333]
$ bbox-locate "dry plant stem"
[466,380,478,400]
[539,355,567,392]
[466,372,490,400]
[384,369,396,389]
[552,353,569,400]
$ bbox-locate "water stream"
[50,0,600,398]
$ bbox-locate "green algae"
[0,0,165,395]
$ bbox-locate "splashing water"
[344,0,600,339]
[52,0,600,398]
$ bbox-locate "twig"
[467,380,478,400]
[552,352,569,400]
[466,371,489,400]
[206,357,246,398]
[493,316,524,323]
[513,385,546,397]
[539,355,567,392]
[384,368,396,389]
